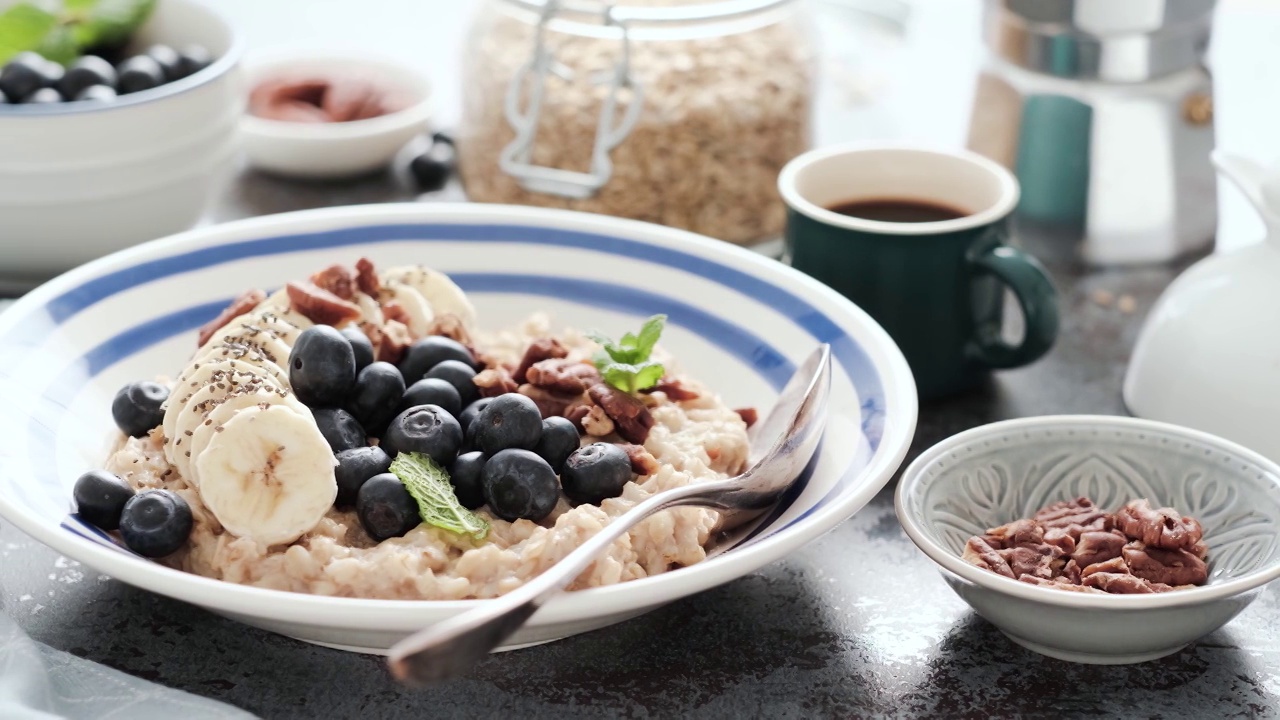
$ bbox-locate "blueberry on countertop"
[357,472,420,541]
[119,489,193,558]
[448,451,488,510]
[111,380,169,437]
[116,55,165,94]
[481,449,559,522]
[174,44,212,79]
[473,393,542,455]
[401,378,461,418]
[398,336,476,382]
[424,359,479,407]
[409,137,457,191]
[73,470,135,531]
[534,416,580,474]
[312,407,367,453]
[341,325,375,372]
[24,87,61,104]
[560,442,632,504]
[74,84,117,102]
[345,361,405,436]
[289,325,357,407]
[0,52,56,102]
[145,44,181,80]
[334,445,392,508]
[382,404,463,466]
[58,55,116,99]
[457,397,493,435]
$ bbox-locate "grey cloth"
[0,612,256,719]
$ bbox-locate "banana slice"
[379,282,433,336]
[164,359,280,443]
[201,320,294,370]
[191,342,291,389]
[246,309,307,345]
[196,404,338,546]
[256,288,291,313]
[351,290,384,328]
[168,369,285,476]
[187,386,309,484]
[382,265,476,328]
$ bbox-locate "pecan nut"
[474,368,519,398]
[735,407,759,428]
[641,377,700,401]
[526,358,601,395]
[355,257,381,296]
[513,338,569,383]
[286,281,362,326]
[517,384,579,419]
[1114,499,1203,551]
[376,320,413,365]
[1121,542,1208,586]
[1070,529,1127,568]
[587,383,654,444]
[196,288,267,346]
[309,264,356,300]
[620,443,659,476]
[962,536,1014,579]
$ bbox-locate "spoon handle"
[387,478,730,684]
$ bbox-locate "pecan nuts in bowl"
[896,415,1280,665]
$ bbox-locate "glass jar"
[457,0,816,246]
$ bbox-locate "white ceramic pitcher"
[1124,151,1280,462]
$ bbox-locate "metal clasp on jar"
[498,0,645,199]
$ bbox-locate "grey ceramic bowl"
[896,415,1280,664]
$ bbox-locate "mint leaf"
[589,315,668,393]
[0,4,57,64]
[390,452,489,541]
[35,24,75,63]
[633,314,665,358]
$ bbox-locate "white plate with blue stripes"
[0,204,917,653]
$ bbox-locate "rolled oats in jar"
[458,0,816,246]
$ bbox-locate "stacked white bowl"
[0,0,244,279]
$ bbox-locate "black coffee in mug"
[825,198,968,223]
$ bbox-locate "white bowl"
[239,53,433,179]
[896,415,1280,665]
[0,204,916,654]
[0,0,245,278]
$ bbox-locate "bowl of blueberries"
[0,0,243,281]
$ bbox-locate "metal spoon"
[387,344,832,686]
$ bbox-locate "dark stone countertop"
[2,168,1276,720]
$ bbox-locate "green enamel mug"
[779,145,1060,400]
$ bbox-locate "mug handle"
[966,236,1060,369]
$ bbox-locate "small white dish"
[0,0,244,278]
[240,53,433,179]
[0,203,917,653]
[896,415,1280,665]
[1125,151,1280,464]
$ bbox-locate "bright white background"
[197,0,1280,253]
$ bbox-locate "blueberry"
[74,84,117,102]
[312,407,366,453]
[448,451,487,510]
[474,393,542,455]
[409,139,456,191]
[289,325,357,407]
[534,416,580,473]
[481,449,559,522]
[118,489,192,558]
[398,336,476,381]
[424,359,479,406]
[23,87,61,104]
[458,397,493,435]
[73,470,135,531]
[345,361,404,436]
[401,378,461,418]
[561,443,633,504]
[334,445,392,508]
[0,52,52,101]
[174,44,212,79]
[57,55,116,99]
[116,55,165,94]
[145,44,182,80]
[357,472,420,541]
[111,381,169,437]
[382,405,463,466]
[341,326,375,372]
